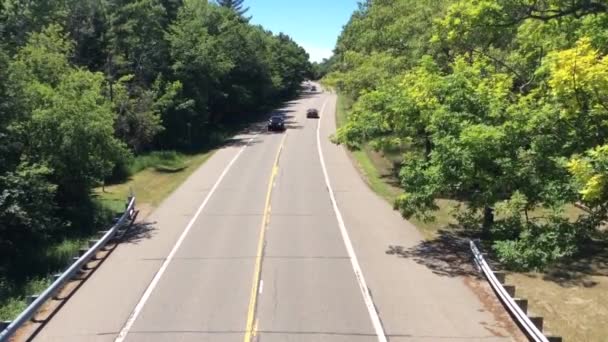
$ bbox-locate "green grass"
[0,276,64,320]
[129,151,187,174]
[97,150,214,216]
[0,239,85,320]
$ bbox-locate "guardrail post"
[0,321,11,331]
[97,231,111,250]
[71,256,86,278]
[529,316,544,331]
[503,284,516,297]
[27,295,39,305]
[493,271,506,284]
[52,273,62,299]
[514,298,528,314]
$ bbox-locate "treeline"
[310,56,336,80]
[0,0,310,278]
[325,0,608,269]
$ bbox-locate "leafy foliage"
[215,0,249,17]
[327,0,608,270]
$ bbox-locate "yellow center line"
[243,132,287,342]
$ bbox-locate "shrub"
[493,218,581,271]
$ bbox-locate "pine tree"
[216,0,249,17]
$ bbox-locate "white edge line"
[259,280,264,295]
[316,98,388,342]
[114,134,259,342]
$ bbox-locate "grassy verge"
[97,150,214,217]
[335,93,606,341]
[0,238,87,320]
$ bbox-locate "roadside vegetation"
[98,150,214,217]
[0,0,311,320]
[325,1,608,340]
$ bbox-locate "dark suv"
[306,108,319,118]
[268,115,285,131]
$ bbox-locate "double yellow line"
[243,132,287,342]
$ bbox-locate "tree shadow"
[222,136,263,147]
[272,109,296,116]
[541,237,608,288]
[294,92,319,100]
[386,227,484,278]
[120,220,157,245]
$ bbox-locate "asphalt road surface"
[32,87,524,342]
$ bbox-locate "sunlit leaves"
[548,37,608,117]
[569,145,608,204]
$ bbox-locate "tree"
[10,25,129,202]
[215,0,249,17]
[327,0,608,269]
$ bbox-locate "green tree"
[327,0,608,269]
[11,25,129,202]
[215,0,249,17]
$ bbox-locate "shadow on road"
[386,228,482,278]
[223,136,265,147]
[120,220,157,245]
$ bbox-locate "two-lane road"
[32,88,524,342]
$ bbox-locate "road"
[31,87,524,342]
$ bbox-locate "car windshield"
[270,116,283,123]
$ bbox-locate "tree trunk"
[424,135,432,161]
[482,206,494,236]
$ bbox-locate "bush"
[493,218,581,271]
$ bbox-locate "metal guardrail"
[469,240,549,342]
[0,197,136,342]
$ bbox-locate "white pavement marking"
[316,98,388,342]
[114,134,259,342]
[259,280,264,295]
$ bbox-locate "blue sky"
[247,0,360,62]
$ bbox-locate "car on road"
[311,85,317,91]
[268,115,285,131]
[306,108,319,118]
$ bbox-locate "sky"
[247,0,360,63]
